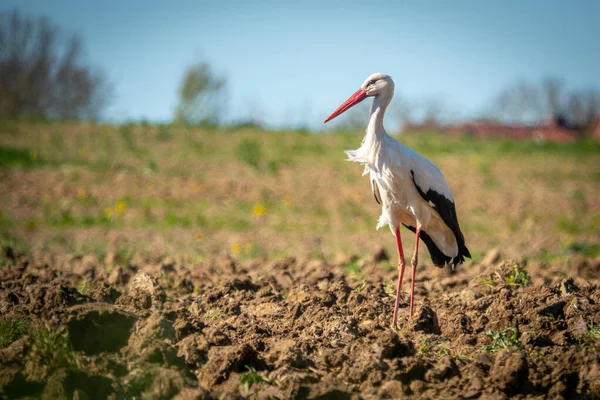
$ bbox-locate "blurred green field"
[1,121,599,267]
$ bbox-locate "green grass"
[0,212,15,229]
[481,327,522,352]
[77,281,93,294]
[155,125,173,142]
[239,365,272,393]
[27,325,79,378]
[0,317,30,348]
[202,308,222,320]
[588,320,600,341]
[1,122,599,261]
[0,145,45,168]
[42,205,112,228]
[236,138,263,169]
[345,260,363,277]
[479,277,497,287]
[408,133,600,158]
[506,263,531,286]
[0,232,30,267]
[566,241,600,258]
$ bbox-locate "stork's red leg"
[392,226,406,327]
[409,228,421,318]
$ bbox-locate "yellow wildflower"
[231,242,242,254]
[115,200,126,214]
[252,204,266,217]
[77,188,86,199]
[195,232,205,242]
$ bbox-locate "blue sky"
[2,1,599,129]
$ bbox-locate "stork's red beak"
[324,88,367,123]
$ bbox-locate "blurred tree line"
[490,77,600,129]
[1,9,597,132]
[0,10,111,120]
[395,78,599,133]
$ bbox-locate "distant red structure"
[402,115,583,143]
[590,115,600,141]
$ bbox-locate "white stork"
[324,73,470,327]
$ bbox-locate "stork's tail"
[451,244,471,270]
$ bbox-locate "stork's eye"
[368,79,377,86]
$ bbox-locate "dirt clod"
[561,277,579,295]
[413,305,441,334]
[489,349,529,395]
[124,272,166,310]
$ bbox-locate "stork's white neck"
[365,94,391,144]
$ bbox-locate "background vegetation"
[1,120,598,269]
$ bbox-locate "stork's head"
[324,73,394,123]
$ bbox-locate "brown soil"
[1,247,600,399]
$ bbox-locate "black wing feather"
[409,170,471,267]
[372,179,382,205]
